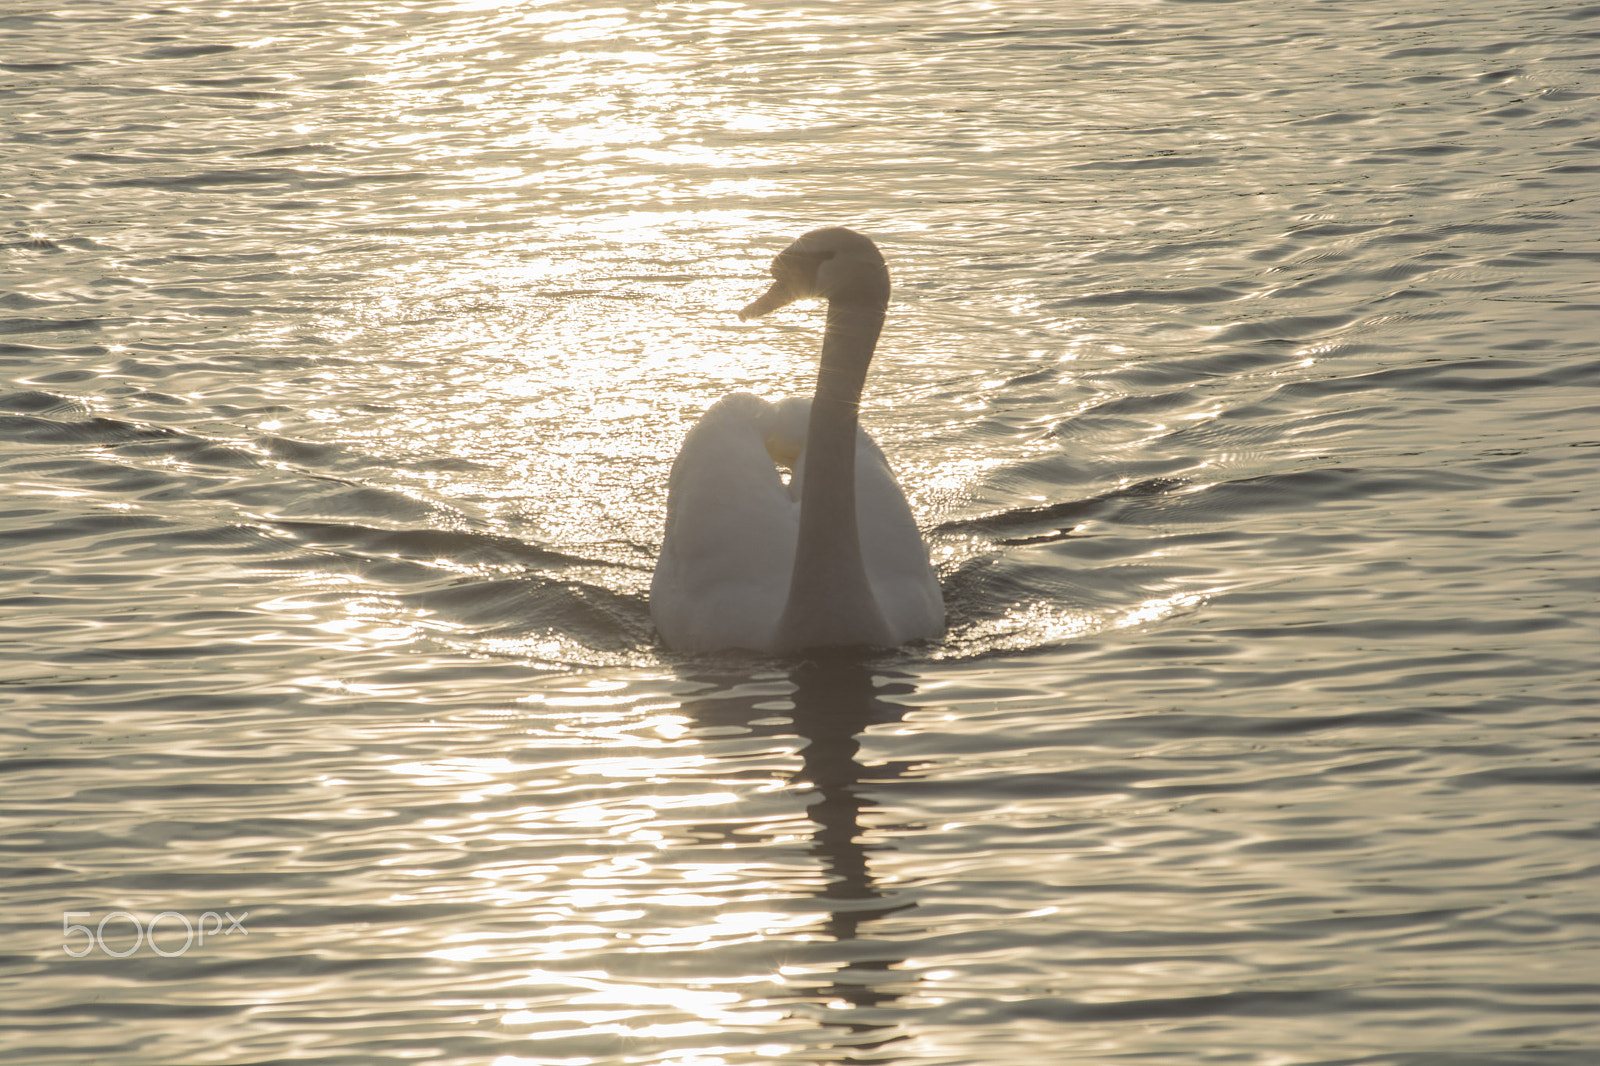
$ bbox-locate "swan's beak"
[738,279,797,321]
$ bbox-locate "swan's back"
[651,394,942,654]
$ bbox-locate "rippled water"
[4,1,1599,1062]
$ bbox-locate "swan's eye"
[771,247,835,279]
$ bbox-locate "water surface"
[3,1,1599,1063]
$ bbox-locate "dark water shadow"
[676,654,922,1060]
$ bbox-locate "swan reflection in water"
[675,654,922,1057]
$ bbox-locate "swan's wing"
[852,431,945,644]
[651,393,798,652]
[790,417,945,645]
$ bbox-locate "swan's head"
[738,226,890,321]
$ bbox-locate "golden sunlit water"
[4,1,1599,1063]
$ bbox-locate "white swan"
[650,226,944,654]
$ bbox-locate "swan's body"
[651,227,944,654]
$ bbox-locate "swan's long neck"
[775,301,893,652]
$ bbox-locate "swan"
[650,226,944,654]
